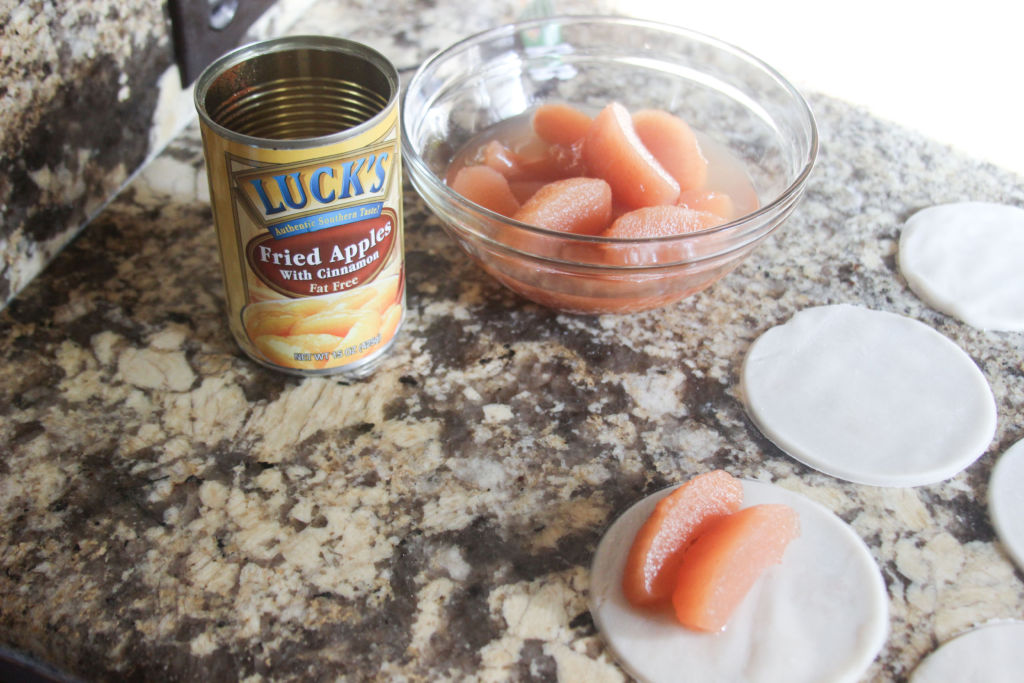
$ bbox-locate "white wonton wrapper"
[899,201,1024,331]
[988,438,1024,571]
[741,304,996,487]
[910,621,1024,683]
[590,480,889,683]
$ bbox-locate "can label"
[224,124,404,373]
[196,37,405,377]
[236,141,399,295]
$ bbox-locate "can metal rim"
[193,34,400,150]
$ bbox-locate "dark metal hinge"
[167,0,278,86]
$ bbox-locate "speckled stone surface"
[2,2,1024,682]
[0,0,171,307]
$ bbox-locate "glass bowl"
[401,16,817,314]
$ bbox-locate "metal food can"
[194,36,404,378]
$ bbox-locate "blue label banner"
[267,202,384,239]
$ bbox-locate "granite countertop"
[2,3,1024,681]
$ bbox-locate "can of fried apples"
[195,36,404,378]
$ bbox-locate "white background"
[629,0,1024,176]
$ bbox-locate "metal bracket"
[168,0,278,86]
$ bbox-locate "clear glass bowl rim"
[400,14,819,251]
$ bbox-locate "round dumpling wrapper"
[910,621,1024,682]
[590,479,889,683]
[989,438,1024,571]
[899,201,1024,331]
[741,304,996,487]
